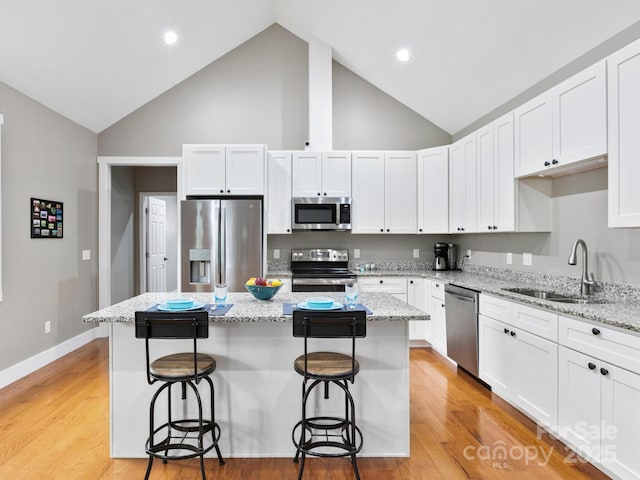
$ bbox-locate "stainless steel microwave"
[291,197,352,231]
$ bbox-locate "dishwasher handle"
[447,292,476,303]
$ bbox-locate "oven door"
[291,276,355,293]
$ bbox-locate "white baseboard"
[0,326,105,390]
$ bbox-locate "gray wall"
[97,24,450,154]
[455,19,640,139]
[333,61,451,150]
[451,20,640,287]
[0,81,98,372]
[110,167,136,303]
[98,24,309,155]
[456,168,640,286]
[268,232,449,267]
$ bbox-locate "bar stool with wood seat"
[291,309,367,480]
[134,310,224,480]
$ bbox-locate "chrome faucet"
[568,239,596,296]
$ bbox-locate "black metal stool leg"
[351,454,361,480]
[296,452,306,480]
[144,456,154,480]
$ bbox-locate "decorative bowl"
[305,297,335,308]
[166,298,194,309]
[245,284,282,300]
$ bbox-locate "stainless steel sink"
[501,287,606,304]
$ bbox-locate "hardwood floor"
[0,339,610,479]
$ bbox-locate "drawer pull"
[600,368,609,376]
[379,280,383,284]
[504,328,509,334]
[592,328,601,335]
[588,362,596,370]
[510,331,516,337]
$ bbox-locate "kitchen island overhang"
[84,292,429,458]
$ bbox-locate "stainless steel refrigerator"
[181,197,263,292]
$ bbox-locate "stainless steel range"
[290,248,356,292]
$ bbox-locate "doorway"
[97,156,183,310]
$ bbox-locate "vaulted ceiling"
[1,0,640,134]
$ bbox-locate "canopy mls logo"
[463,421,619,470]
[463,440,554,469]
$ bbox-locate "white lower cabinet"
[407,278,428,342]
[478,294,558,433]
[478,313,558,432]
[425,280,447,356]
[558,316,640,479]
[359,276,427,342]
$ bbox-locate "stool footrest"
[292,416,363,458]
[146,420,222,461]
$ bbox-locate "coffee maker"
[434,243,448,270]
[434,243,458,270]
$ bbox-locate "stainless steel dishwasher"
[444,284,479,377]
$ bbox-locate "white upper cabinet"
[417,146,449,234]
[449,134,477,233]
[553,60,607,165]
[477,113,515,232]
[608,39,640,228]
[184,144,265,196]
[352,151,417,234]
[292,151,351,197]
[515,61,607,178]
[267,151,292,234]
[514,92,554,177]
[385,152,418,234]
[322,152,352,197]
[352,152,385,233]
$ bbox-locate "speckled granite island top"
[83,292,429,323]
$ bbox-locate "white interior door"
[147,197,167,292]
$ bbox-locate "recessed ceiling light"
[396,49,410,62]
[164,31,178,45]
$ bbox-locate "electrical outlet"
[45,321,51,334]
[82,250,91,261]
[354,249,360,259]
[506,252,512,265]
[413,248,420,258]
[523,253,533,266]
[273,249,280,259]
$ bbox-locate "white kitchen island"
[83,292,429,459]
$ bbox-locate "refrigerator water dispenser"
[189,248,211,285]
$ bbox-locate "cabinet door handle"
[510,331,516,337]
[380,228,384,232]
[592,328,601,335]
[220,189,224,193]
[504,328,510,334]
[600,368,609,376]
[488,226,492,230]
[588,362,596,370]
[286,228,290,232]
[419,228,423,232]
[317,192,321,196]
[544,161,550,167]
[552,159,559,165]
[227,189,231,193]
[493,226,498,230]
[410,280,414,284]
[441,303,445,308]
[379,280,384,284]
[323,192,327,196]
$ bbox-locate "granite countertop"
[83,291,429,323]
[268,266,640,333]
